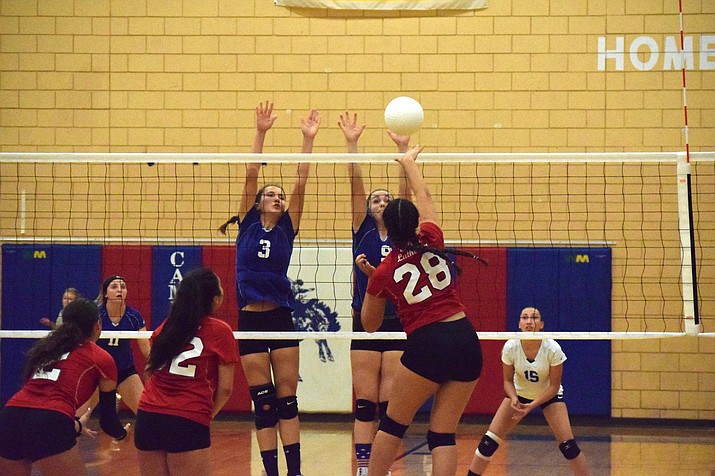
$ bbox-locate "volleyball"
[384,96,424,136]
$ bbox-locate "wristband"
[75,416,83,437]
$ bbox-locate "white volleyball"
[384,96,424,136]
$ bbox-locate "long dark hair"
[23,298,99,381]
[146,267,222,372]
[383,198,486,273]
[218,184,285,234]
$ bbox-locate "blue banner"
[507,247,612,416]
[151,246,203,328]
[1,244,101,404]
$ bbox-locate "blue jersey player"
[338,111,412,476]
[94,275,150,415]
[219,102,320,476]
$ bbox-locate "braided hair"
[383,198,486,273]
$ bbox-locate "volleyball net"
[0,151,713,340]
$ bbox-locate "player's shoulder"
[501,339,520,355]
[84,340,114,361]
[203,316,234,332]
[124,306,145,323]
[503,338,520,350]
[543,339,563,352]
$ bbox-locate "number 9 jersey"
[366,221,465,335]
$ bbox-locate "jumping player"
[356,145,483,476]
[219,102,320,476]
[467,307,590,476]
[134,267,238,476]
[339,111,412,476]
[0,298,127,476]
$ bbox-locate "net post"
[676,152,700,335]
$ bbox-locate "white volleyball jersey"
[501,339,567,401]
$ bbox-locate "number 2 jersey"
[138,316,239,426]
[366,221,465,335]
[502,338,566,400]
[235,207,295,310]
[5,341,118,419]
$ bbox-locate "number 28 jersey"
[367,221,465,335]
[138,316,239,426]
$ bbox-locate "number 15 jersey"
[502,339,566,401]
[367,221,465,335]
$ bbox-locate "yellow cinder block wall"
[0,0,713,420]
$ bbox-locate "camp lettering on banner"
[273,0,487,10]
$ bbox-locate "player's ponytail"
[384,199,487,274]
[218,215,240,235]
[147,267,222,373]
[23,298,99,381]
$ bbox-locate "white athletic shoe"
[356,468,369,476]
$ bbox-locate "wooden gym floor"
[66,413,713,476]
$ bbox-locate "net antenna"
[676,0,700,334]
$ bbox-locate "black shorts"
[118,366,138,385]
[238,307,300,356]
[134,409,210,453]
[351,312,406,353]
[518,393,565,409]
[401,318,482,384]
[0,406,75,461]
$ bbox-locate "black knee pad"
[378,415,408,439]
[355,399,377,422]
[559,439,581,460]
[427,430,455,450]
[476,431,502,460]
[277,395,298,420]
[250,383,278,430]
[378,401,388,420]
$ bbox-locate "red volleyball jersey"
[6,341,118,419]
[367,221,465,335]
[139,316,239,426]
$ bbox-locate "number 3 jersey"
[138,316,239,426]
[5,342,118,419]
[366,221,465,335]
[502,339,566,400]
[235,207,296,310]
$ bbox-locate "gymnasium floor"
[70,414,714,476]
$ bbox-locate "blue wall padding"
[507,247,612,416]
[151,246,202,328]
[1,244,102,404]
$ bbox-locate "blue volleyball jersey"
[235,207,296,310]
[97,304,146,373]
[352,214,397,316]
